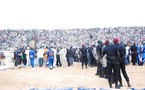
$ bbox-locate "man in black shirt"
[98,40,120,89]
[80,44,88,69]
[130,42,137,65]
[113,38,131,87]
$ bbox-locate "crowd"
[1,27,145,51]
[1,26,145,89]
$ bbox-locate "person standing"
[43,46,48,67]
[25,47,30,66]
[80,44,88,69]
[88,45,94,67]
[125,44,130,65]
[14,49,19,67]
[46,47,54,70]
[95,40,105,78]
[37,47,44,67]
[17,48,22,68]
[56,48,61,67]
[98,40,120,89]
[21,48,27,67]
[29,48,35,68]
[59,47,67,67]
[51,47,57,68]
[130,42,137,65]
[67,46,75,66]
[113,38,131,87]
[142,42,145,63]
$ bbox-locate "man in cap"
[113,38,131,87]
[98,40,120,89]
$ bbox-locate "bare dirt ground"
[0,62,145,90]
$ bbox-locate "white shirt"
[125,46,130,55]
[59,48,67,56]
[37,48,44,58]
[25,50,30,60]
[51,48,57,60]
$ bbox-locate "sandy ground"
[0,62,145,90]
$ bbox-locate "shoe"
[111,81,115,84]
[127,82,131,87]
[95,73,99,76]
[119,84,123,87]
[95,73,100,76]
[99,75,105,78]
[115,85,121,89]
[104,75,108,79]
[110,86,113,88]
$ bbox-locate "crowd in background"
[1,27,145,89]
[1,27,145,51]
[0,27,145,69]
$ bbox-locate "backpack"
[49,50,54,57]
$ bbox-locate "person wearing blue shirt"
[136,43,141,64]
[142,42,145,63]
[46,48,54,70]
[29,48,35,68]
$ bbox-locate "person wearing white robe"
[59,47,67,67]
[51,47,57,68]
[37,47,44,67]
[92,45,98,61]
[25,47,30,66]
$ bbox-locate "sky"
[0,0,145,30]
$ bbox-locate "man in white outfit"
[37,47,44,67]
[92,45,98,61]
[9,48,15,68]
[125,44,130,65]
[59,47,67,67]
[25,47,30,66]
[51,47,57,68]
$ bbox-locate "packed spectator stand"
[1,27,145,51]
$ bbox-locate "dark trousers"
[131,54,136,65]
[118,58,130,84]
[56,55,61,67]
[97,62,105,77]
[23,58,27,66]
[82,56,87,68]
[90,56,95,67]
[15,58,19,66]
[69,57,74,65]
[66,56,70,66]
[38,58,44,67]
[107,60,120,87]
[104,67,108,79]
[18,58,22,65]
